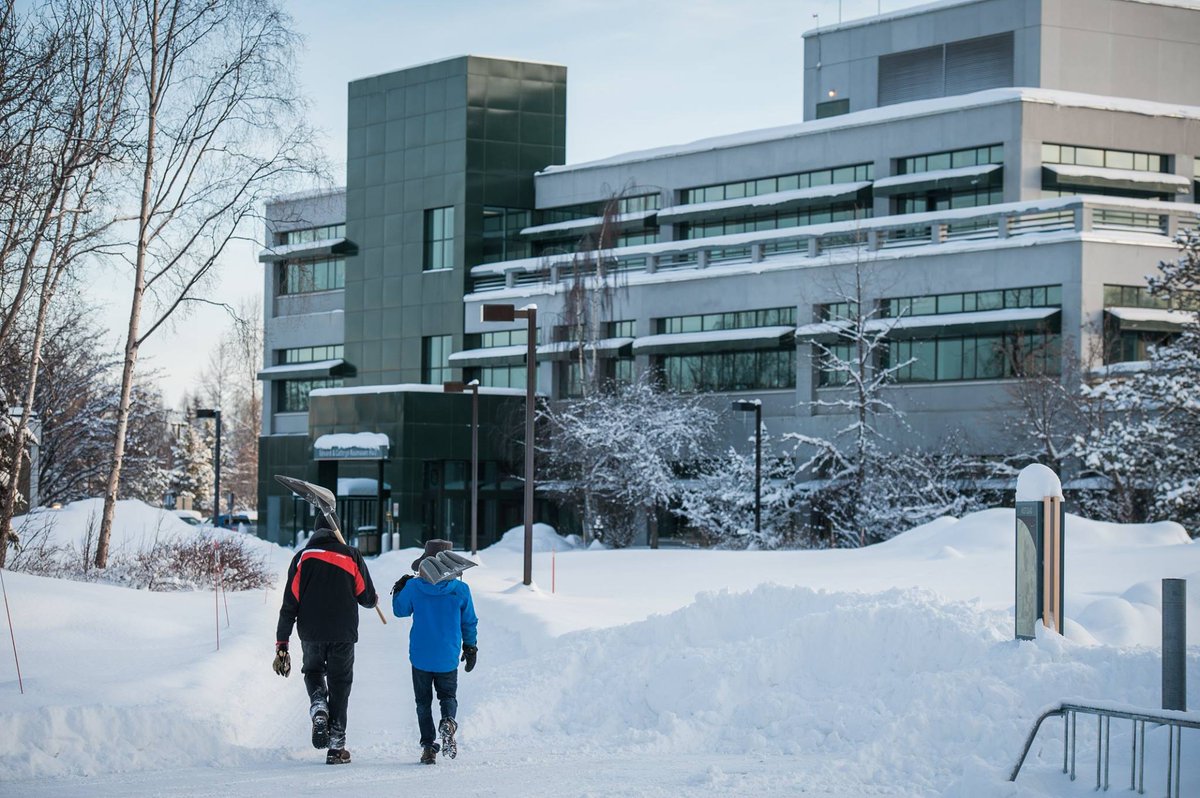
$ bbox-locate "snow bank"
[488,522,581,553]
[469,583,1192,794]
[2,505,1199,795]
[15,499,197,552]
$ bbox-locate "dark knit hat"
[411,538,453,572]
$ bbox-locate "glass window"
[899,145,1003,175]
[662,349,795,393]
[424,207,455,271]
[422,335,452,384]
[1043,143,1168,173]
[683,163,872,205]
[936,338,964,381]
[278,257,345,295]
[276,378,342,413]
[279,345,344,364]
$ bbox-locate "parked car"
[215,512,257,531]
[172,509,204,527]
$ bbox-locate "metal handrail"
[1011,701,1200,796]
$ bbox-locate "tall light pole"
[443,379,480,555]
[482,303,537,585]
[195,408,221,525]
[731,399,762,538]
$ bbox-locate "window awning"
[447,345,527,368]
[258,237,356,263]
[256,358,350,381]
[520,210,657,240]
[656,181,872,225]
[536,337,635,362]
[872,163,1002,196]
[796,307,1060,342]
[1042,164,1192,195]
[881,307,1060,338]
[1106,306,1193,332]
[632,326,795,355]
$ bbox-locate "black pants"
[412,666,458,747]
[301,641,355,748]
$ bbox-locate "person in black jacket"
[273,514,378,765]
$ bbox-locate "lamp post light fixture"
[481,302,537,586]
[443,378,481,555]
[731,399,762,538]
[195,408,221,525]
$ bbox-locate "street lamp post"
[731,399,762,538]
[481,302,537,586]
[195,408,221,525]
[443,379,481,555]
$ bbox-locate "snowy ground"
[1,502,1199,797]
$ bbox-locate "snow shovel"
[418,550,478,584]
[274,474,387,625]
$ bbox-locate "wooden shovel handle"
[327,521,387,625]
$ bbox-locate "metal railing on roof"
[467,197,1200,296]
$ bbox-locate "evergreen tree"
[171,398,215,514]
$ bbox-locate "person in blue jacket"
[392,539,478,765]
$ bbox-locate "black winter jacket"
[276,530,378,644]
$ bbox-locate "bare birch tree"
[94,0,318,567]
[0,0,133,567]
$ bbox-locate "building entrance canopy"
[313,431,390,460]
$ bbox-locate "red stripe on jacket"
[292,548,366,600]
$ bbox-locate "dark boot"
[420,742,440,765]
[326,748,351,765]
[311,708,329,750]
[438,717,458,759]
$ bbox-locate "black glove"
[391,574,412,596]
[461,644,477,673]
[273,643,291,678]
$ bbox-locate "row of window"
[1042,143,1168,173]
[1103,284,1200,311]
[538,193,661,226]
[277,223,345,246]
[682,205,866,239]
[881,332,1060,383]
[684,163,874,205]
[898,145,1003,175]
[881,285,1062,318]
[658,307,796,335]
[279,344,344,365]
[660,350,796,393]
[893,185,1003,214]
[560,358,636,398]
[278,257,346,294]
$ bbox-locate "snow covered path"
[3,507,1200,796]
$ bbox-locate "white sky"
[88,0,925,408]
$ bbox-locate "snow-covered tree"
[537,373,716,547]
[787,260,914,547]
[1074,230,1200,531]
[676,425,805,549]
[170,399,215,514]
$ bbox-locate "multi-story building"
[258,0,1200,547]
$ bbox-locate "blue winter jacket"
[392,576,478,673]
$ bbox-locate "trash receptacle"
[354,525,380,556]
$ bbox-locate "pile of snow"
[488,522,582,553]
[12,498,278,558]
[1,506,1198,796]
[15,498,197,553]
